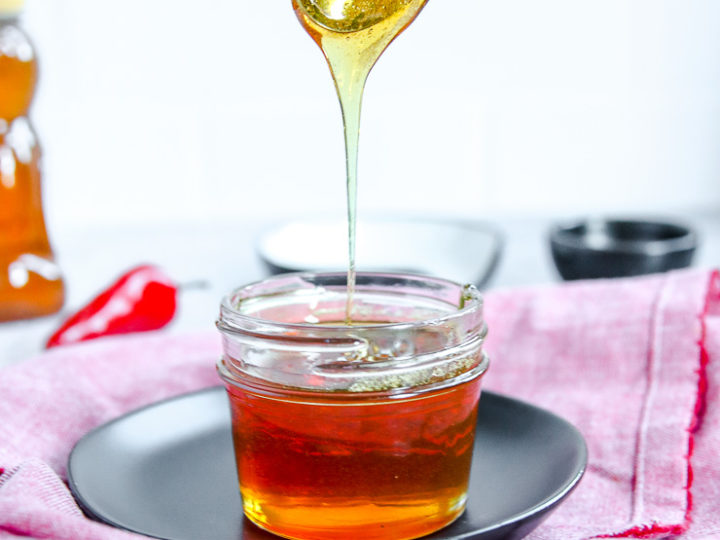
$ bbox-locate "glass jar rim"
[218,271,484,333]
[217,271,488,396]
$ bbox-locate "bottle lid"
[0,0,24,16]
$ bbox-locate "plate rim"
[442,391,587,539]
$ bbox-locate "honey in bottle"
[0,0,64,321]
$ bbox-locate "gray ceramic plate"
[68,387,586,540]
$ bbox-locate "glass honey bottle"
[0,0,64,321]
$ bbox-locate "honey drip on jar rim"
[292,0,428,323]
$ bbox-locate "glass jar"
[217,272,489,540]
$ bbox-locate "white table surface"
[1,213,717,368]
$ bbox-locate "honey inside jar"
[217,273,488,540]
[231,372,480,540]
[227,371,481,540]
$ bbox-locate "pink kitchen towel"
[0,332,222,540]
[483,267,720,539]
[0,267,718,539]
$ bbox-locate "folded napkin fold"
[1,268,718,539]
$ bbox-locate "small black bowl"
[549,218,698,280]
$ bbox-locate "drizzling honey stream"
[292,0,428,323]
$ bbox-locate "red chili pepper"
[45,264,177,348]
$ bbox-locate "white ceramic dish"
[256,218,503,288]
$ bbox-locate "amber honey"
[0,41,34,120]
[0,16,64,321]
[227,374,481,540]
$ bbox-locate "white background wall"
[19,0,720,232]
